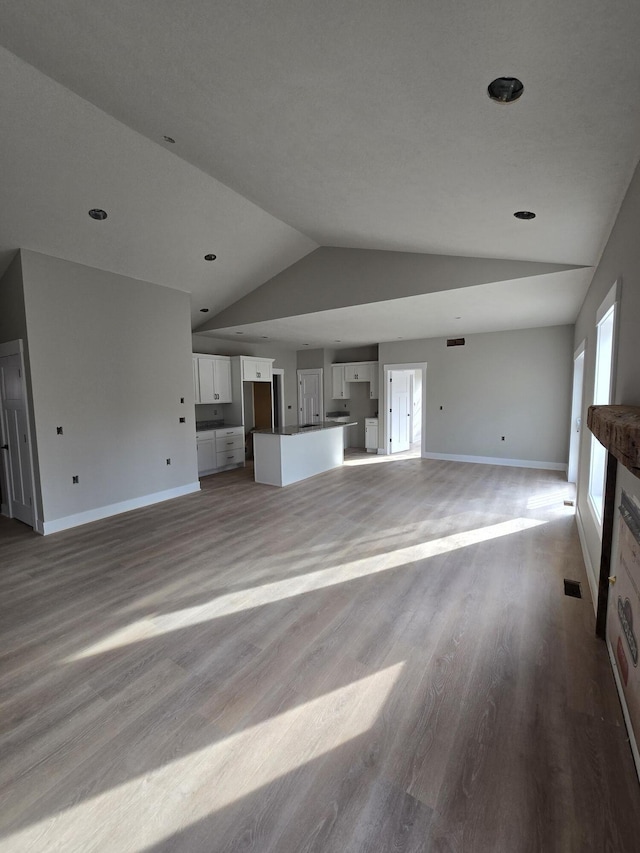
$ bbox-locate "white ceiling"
[2,1,640,346]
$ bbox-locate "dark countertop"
[254,421,357,437]
[196,421,243,431]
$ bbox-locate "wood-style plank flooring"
[1,453,639,852]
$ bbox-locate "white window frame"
[587,281,619,529]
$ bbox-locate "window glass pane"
[588,302,615,525]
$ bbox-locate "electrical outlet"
[72,475,79,484]
[180,397,185,404]
[179,417,186,423]
[56,426,63,435]
[501,436,505,441]
[166,458,171,465]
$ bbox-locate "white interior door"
[0,353,35,526]
[297,369,323,425]
[389,370,411,453]
[568,345,585,484]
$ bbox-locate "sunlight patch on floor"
[65,517,545,661]
[526,486,575,510]
[5,663,404,851]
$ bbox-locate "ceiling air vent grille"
[447,338,465,347]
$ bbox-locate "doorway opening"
[383,362,427,457]
[0,339,37,529]
[272,369,285,429]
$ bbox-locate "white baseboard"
[575,504,598,615]
[41,482,201,535]
[607,639,640,784]
[421,451,567,472]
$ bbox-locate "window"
[588,282,618,525]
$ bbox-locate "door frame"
[383,362,427,456]
[0,339,39,529]
[297,368,324,426]
[568,340,585,484]
[272,368,285,429]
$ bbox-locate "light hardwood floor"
[1,454,639,852]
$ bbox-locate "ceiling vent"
[447,338,465,347]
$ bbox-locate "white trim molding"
[575,503,598,614]
[39,481,201,535]
[422,451,567,472]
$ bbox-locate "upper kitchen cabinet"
[241,357,273,382]
[344,363,373,383]
[369,366,378,399]
[332,361,378,399]
[193,354,232,403]
[332,365,348,399]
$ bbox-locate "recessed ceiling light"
[204,253,217,261]
[88,208,107,220]
[514,210,536,220]
[303,343,309,346]
[488,77,524,104]
[163,135,176,144]
[334,340,341,343]
[261,336,269,339]
[199,308,209,313]
[235,331,244,335]
[455,316,462,319]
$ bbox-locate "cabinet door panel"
[193,357,200,403]
[196,439,216,473]
[214,359,232,402]
[332,365,348,399]
[197,359,216,403]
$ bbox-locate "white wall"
[192,333,299,425]
[574,157,640,598]
[379,325,574,465]
[21,250,198,531]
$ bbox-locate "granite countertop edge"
[254,421,357,437]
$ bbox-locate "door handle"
[1,444,8,450]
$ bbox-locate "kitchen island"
[253,421,356,486]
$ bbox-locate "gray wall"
[379,325,574,464]
[293,345,378,446]
[0,252,27,343]
[202,247,580,329]
[574,156,640,594]
[193,333,299,425]
[324,345,379,447]
[21,250,198,526]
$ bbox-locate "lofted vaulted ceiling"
[2,1,640,346]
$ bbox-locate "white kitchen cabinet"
[242,358,273,382]
[369,366,379,399]
[365,418,379,452]
[332,365,348,399]
[196,432,216,472]
[193,355,232,403]
[197,425,245,475]
[345,363,372,382]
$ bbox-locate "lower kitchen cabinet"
[196,425,245,475]
[365,418,379,453]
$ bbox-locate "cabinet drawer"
[216,448,244,468]
[216,434,244,452]
[215,426,244,439]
